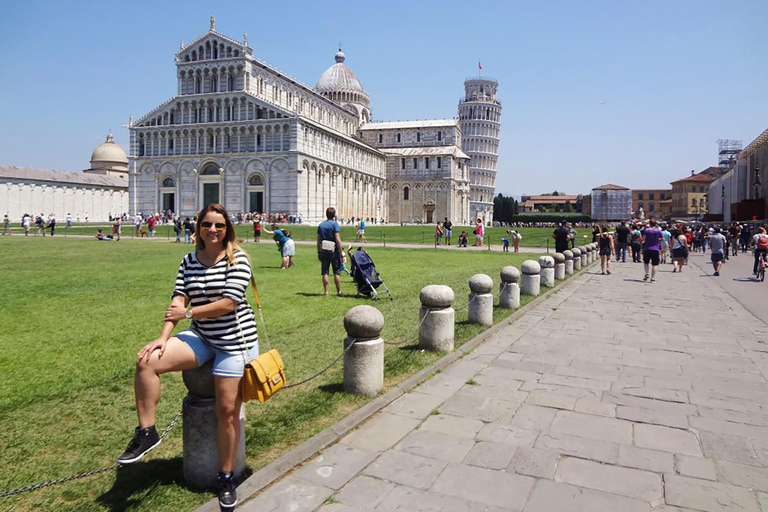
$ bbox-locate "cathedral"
[129,19,501,224]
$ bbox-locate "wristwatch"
[185,309,193,320]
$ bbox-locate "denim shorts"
[177,330,259,378]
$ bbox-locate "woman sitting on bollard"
[117,203,258,509]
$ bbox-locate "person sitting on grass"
[117,203,257,510]
[458,231,468,248]
[95,229,113,241]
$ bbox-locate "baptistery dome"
[87,132,129,177]
[315,49,371,125]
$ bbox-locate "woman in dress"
[117,203,257,509]
[598,226,613,275]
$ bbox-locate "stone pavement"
[240,255,768,512]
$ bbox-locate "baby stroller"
[348,247,393,300]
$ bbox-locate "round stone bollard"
[579,246,588,267]
[590,243,597,262]
[499,266,521,309]
[468,274,494,326]
[563,250,574,275]
[344,305,385,396]
[521,260,541,296]
[539,256,555,288]
[182,362,247,490]
[584,245,592,264]
[572,247,582,270]
[419,285,455,351]
[553,252,566,280]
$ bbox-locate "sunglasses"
[200,221,226,230]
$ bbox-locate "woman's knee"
[216,401,239,421]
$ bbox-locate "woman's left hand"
[165,303,187,322]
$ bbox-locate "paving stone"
[717,460,768,492]
[539,373,612,391]
[508,447,560,478]
[675,455,717,481]
[362,450,446,490]
[664,474,760,512]
[758,492,768,512]
[604,392,698,415]
[316,504,359,512]
[420,414,484,438]
[519,381,602,399]
[431,463,535,510]
[374,484,494,512]
[644,376,693,391]
[616,405,689,429]
[698,430,763,466]
[690,416,768,441]
[554,456,662,501]
[634,424,702,456]
[573,397,617,417]
[550,410,633,444]
[524,479,650,512]
[333,475,395,509]
[294,444,378,490]
[535,432,619,464]
[463,441,517,470]
[618,444,675,473]
[508,404,558,431]
[439,393,523,424]
[340,413,420,452]
[475,422,539,447]
[525,391,577,410]
[460,377,527,401]
[238,476,333,512]
[395,429,475,463]
[383,391,447,420]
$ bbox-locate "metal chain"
[283,342,354,389]
[383,308,431,346]
[0,411,183,499]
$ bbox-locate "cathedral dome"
[315,50,367,95]
[91,133,128,166]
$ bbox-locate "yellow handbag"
[240,276,286,403]
[241,349,285,403]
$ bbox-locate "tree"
[564,201,573,213]
[493,193,517,223]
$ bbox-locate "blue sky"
[0,0,765,196]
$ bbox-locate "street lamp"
[721,183,725,222]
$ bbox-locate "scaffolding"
[717,139,742,167]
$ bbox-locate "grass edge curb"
[192,260,597,512]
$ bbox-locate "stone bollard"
[468,274,494,326]
[182,362,247,490]
[419,285,455,351]
[585,245,592,264]
[579,246,588,267]
[553,252,566,280]
[590,243,597,262]
[499,266,521,309]
[539,256,555,288]
[521,260,541,296]
[572,247,582,270]
[344,305,384,396]
[563,250,574,275]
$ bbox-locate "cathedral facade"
[129,20,500,224]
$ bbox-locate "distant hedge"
[514,213,592,223]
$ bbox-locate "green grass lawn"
[8,224,596,250]
[0,237,579,512]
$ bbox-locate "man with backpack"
[751,227,768,276]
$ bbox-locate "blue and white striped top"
[172,250,258,353]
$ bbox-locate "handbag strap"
[250,275,272,352]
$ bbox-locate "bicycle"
[758,251,767,282]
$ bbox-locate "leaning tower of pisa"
[458,77,502,224]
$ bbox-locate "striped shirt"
[172,250,258,353]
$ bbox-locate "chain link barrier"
[0,411,183,499]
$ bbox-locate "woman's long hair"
[195,203,249,266]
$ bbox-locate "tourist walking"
[35,214,45,236]
[434,221,443,245]
[117,203,257,509]
[708,227,727,276]
[317,207,344,296]
[553,221,570,253]
[614,221,630,262]
[253,216,261,243]
[147,216,157,237]
[443,218,453,245]
[641,219,663,282]
[630,224,642,263]
[729,223,741,256]
[671,227,688,273]
[474,219,484,246]
[113,217,121,241]
[48,213,56,236]
[598,226,613,274]
[66,213,72,229]
[183,217,192,243]
[2,214,10,235]
[173,217,182,243]
[22,214,30,236]
[660,224,671,264]
[355,218,366,243]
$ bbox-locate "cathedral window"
[378,134,383,144]
[425,158,430,169]
[437,131,442,141]
[162,177,175,187]
[417,132,421,142]
[397,133,401,143]
[195,78,202,94]
[413,158,418,169]
[403,187,410,200]
[228,75,235,91]
[437,157,442,169]
[401,159,405,170]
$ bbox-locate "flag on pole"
[478,60,483,71]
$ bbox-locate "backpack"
[758,235,768,250]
